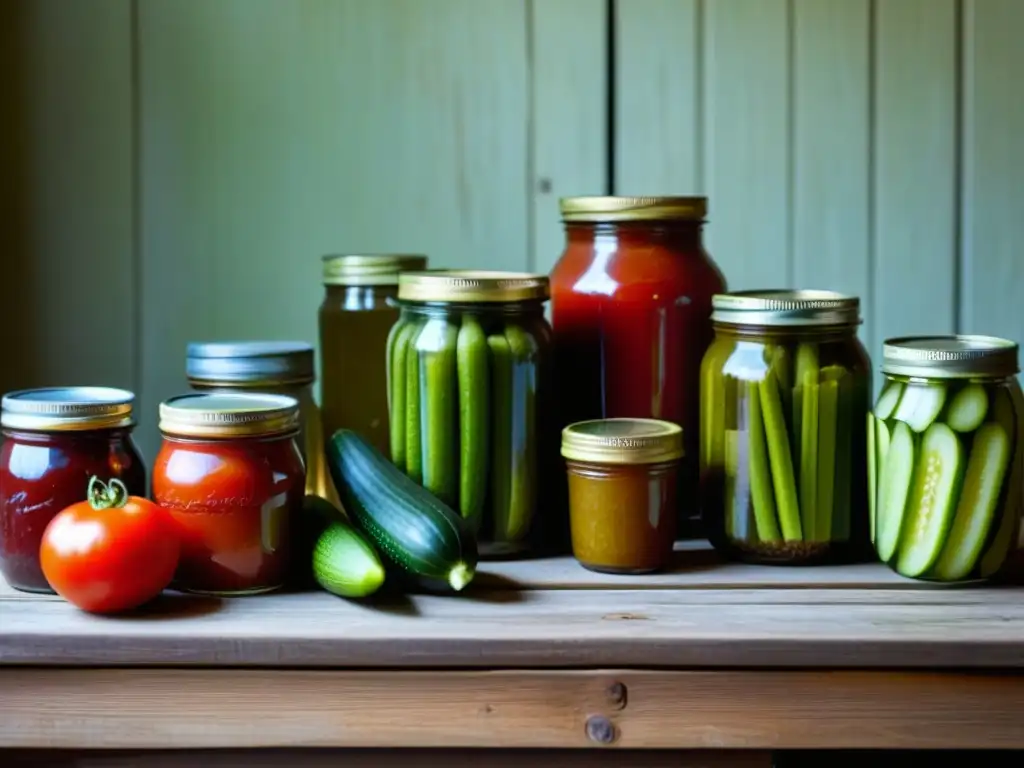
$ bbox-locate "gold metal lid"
[882,335,1020,379]
[322,254,428,286]
[711,289,861,328]
[398,270,550,303]
[159,392,301,439]
[559,196,707,223]
[561,418,684,465]
[1,387,136,432]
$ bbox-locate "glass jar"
[0,387,146,593]
[562,418,684,573]
[700,291,872,564]
[319,254,429,458]
[186,340,334,504]
[152,393,305,596]
[870,335,1022,583]
[549,196,727,538]
[391,270,557,557]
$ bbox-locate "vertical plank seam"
[785,0,795,287]
[606,0,616,194]
[130,0,142,401]
[953,0,966,333]
[525,0,536,272]
[867,0,877,358]
[695,0,705,192]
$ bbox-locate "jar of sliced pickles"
[700,290,871,564]
[870,336,1022,582]
[389,270,557,557]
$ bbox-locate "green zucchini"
[457,315,489,526]
[327,429,478,591]
[875,420,915,564]
[979,387,1024,577]
[312,521,386,598]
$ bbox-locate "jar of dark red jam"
[0,387,146,593]
[550,196,727,538]
[152,392,305,596]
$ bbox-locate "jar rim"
[322,253,428,286]
[561,418,684,465]
[186,340,315,385]
[559,196,707,223]
[882,335,1019,379]
[159,392,301,439]
[712,289,861,328]
[1,387,136,431]
[398,269,550,304]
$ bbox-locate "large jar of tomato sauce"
[550,196,727,535]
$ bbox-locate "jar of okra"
[699,290,871,564]
[871,336,1022,582]
[389,270,559,558]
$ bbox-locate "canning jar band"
[186,341,315,385]
[562,418,684,465]
[882,335,1019,379]
[159,392,302,439]
[322,253,428,286]
[711,289,861,328]
[0,387,136,431]
[397,270,550,304]
[559,195,707,223]
[389,297,548,316]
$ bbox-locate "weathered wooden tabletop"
[2,542,1023,754]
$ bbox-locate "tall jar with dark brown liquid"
[318,254,428,458]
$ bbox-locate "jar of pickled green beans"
[387,270,560,558]
[870,336,1022,583]
[699,290,872,564]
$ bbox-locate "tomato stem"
[86,475,129,510]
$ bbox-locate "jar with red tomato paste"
[0,387,146,593]
[152,392,305,596]
[550,196,727,536]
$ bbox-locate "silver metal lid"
[711,290,861,327]
[186,341,314,386]
[1,387,136,431]
[159,392,301,439]
[882,335,1020,379]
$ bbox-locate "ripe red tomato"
[40,476,180,614]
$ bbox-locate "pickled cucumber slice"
[892,383,947,433]
[875,420,916,563]
[874,381,904,421]
[945,383,989,433]
[893,422,964,578]
[747,381,781,543]
[930,422,1012,581]
[759,371,802,541]
[980,387,1024,577]
[868,415,876,548]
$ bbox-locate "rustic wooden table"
[2,542,1023,767]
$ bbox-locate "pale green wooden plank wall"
[2,0,1022,461]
